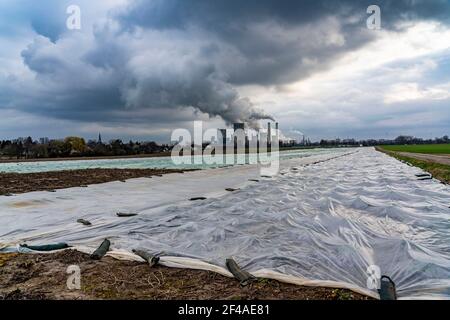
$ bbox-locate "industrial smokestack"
[267,122,272,146]
[275,123,279,139]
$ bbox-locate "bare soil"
[0,168,193,195]
[0,251,371,300]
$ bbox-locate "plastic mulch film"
[1,148,449,299]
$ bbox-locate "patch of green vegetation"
[380,144,450,154]
[331,289,353,300]
[257,278,270,285]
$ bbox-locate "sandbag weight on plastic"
[90,239,111,260]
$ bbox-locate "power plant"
[215,121,279,153]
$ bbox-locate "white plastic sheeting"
[0,148,340,173]
[1,148,449,299]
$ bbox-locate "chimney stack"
[275,122,279,139]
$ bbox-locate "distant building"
[217,129,228,145]
[98,133,102,144]
[343,138,356,145]
[39,137,49,144]
[233,123,246,150]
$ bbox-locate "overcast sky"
[0,0,449,142]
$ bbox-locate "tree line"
[318,135,449,147]
[0,136,170,159]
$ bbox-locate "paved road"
[397,152,450,165]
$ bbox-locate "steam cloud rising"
[2,0,450,133]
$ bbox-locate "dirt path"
[396,152,450,165]
[0,251,371,300]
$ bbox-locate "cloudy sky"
[0,0,449,142]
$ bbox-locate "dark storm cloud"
[117,0,367,85]
[7,0,450,128]
[117,0,450,85]
[119,0,450,30]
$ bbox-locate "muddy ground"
[0,168,193,195]
[0,251,371,300]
